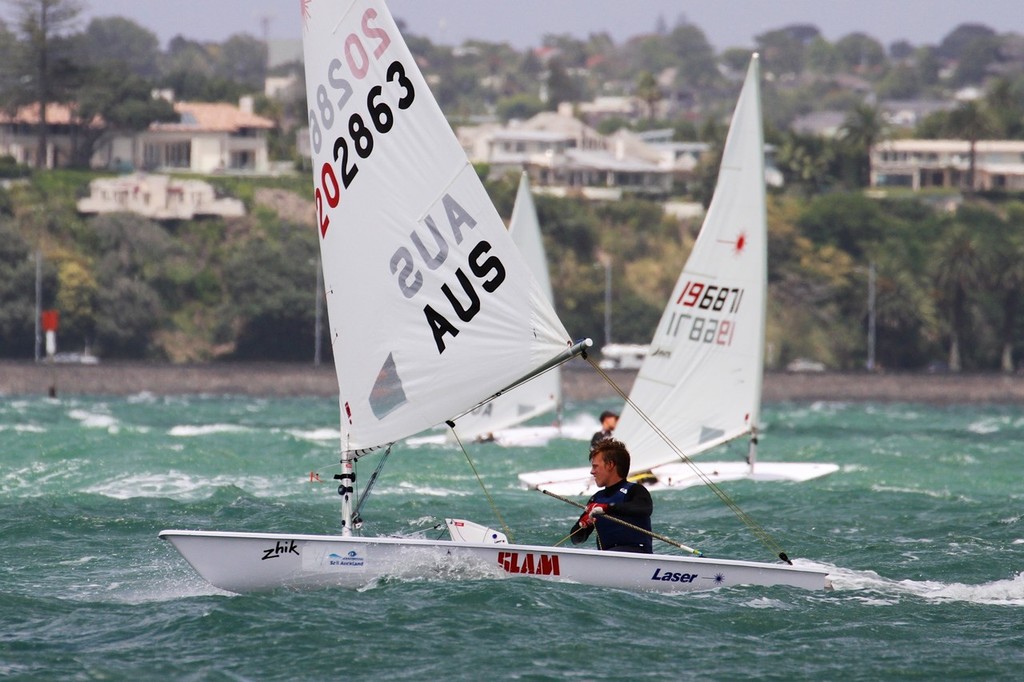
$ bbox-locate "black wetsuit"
[570,479,653,553]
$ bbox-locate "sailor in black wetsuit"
[570,439,653,553]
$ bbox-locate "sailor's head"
[599,410,619,430]
[589,439,630,481]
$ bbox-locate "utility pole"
[34,250,41,362]
[867,260,876,371]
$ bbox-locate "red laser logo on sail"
[718,232,747,255]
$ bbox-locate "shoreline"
[6,359,1024,404]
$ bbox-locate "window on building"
[230,150,254,169]
[165,142,191,168]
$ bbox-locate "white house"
[101,99,275,175]
[77,173,245,220]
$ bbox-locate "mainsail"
[301,0,572,452]
[448,173,561,440]
[616,55,767,474]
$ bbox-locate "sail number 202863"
[310,7,415,237]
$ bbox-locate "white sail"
[160,19,831,596]
[616,55,767,473]
[519,55,837,494]
[448,173,561,441]
[301,0,570,452]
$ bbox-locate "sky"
[16,0,1024,51]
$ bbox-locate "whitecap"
[168,424,252,437]
[285,427,341,442]
[68,408,119,430]
[808,561,1024,606]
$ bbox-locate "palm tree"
[947,101,994,191]
[932,222,983,372]
[840,103,886,187]
[985,205,1024,371]
[634,71,663,122]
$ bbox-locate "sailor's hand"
[580,503,608,526]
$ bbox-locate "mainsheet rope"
[586,356,793,565]
[447,422,515,543]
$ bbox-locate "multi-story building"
[1,98,275,175]
[871,139,1024,192]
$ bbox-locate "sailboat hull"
[160,529,829,594]
[520,461,841,497]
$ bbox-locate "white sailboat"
[408,172,565,447]
[518,54,839,497]
[160,0,829,594]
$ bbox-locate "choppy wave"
[83,470,291,501]
[818,562,1024,606]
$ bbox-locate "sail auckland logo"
[327,550,365,568]
[497,551,560,576]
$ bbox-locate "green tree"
[952,36,1000,87]
[839,104,886,187]
[947,101,995,190]
[834,32,886,73]
[70,64,176,167]
[72,16,159,78]
[805,37,840,74]
[495,93,544,123]
[798,192,887,260]
[667,23,718,89]
[95,276,163,358]
[0,219,56,357]
[5,0,83,167]
[634,70,662,121]
[223,224,319,360]
[932,220,983,371]
[984,77,1024,139]
[214,33,268,90]
[936,23,996,60]
[981,203,1024,371]
[755,25,818,76]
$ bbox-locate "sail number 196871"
[309,7,415,237]
[665,280,745,346]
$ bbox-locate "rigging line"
[585,356,791,563]
[553,525,591,548]
[353,444,393,521]
[542,489,702,555]
[448,423,515,543]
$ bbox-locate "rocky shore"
[5,359,1024,404]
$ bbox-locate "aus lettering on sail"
[390,192,506,355]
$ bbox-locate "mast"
[747,53,767,472]
[337,448,356,535]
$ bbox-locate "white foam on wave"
[285,427,341,442]
[0,424,46,433]
[967,418,1003,435]
[806,560,1024,606]
[168,424,252,437]
[375,481,471,497]
[68,408,120,431]
[869,484,969,501]
[83,470,287,500]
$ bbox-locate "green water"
[1,394,1022,679]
